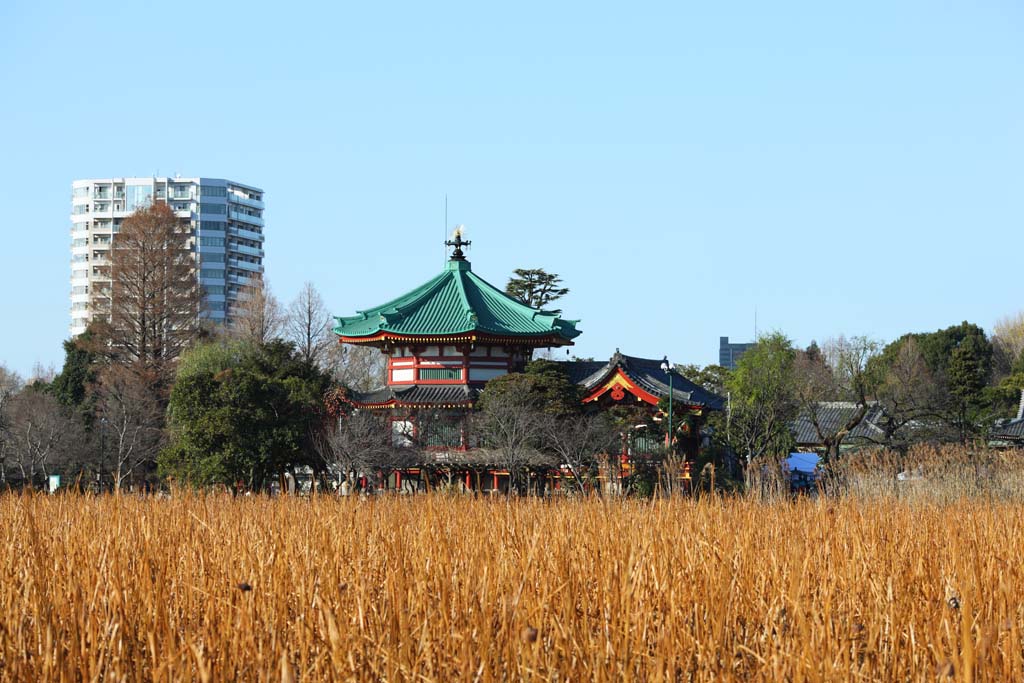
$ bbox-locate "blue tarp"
[784,452,820,474]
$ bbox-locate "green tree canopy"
[725,332,798,465]
[505,268,570,313]
[49,327,102,426]
[872,321,995,441]
[160,340,332,489]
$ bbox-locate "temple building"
[333,232,580,412]
[564,352,725,459]
[332,232,723,493]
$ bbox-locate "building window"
[419,367,463,381]
[125,184,153,211]
[424,420,463,448]
[199,236,225,247]
[203,285,225,295]
[71,286,88,295]
[201,185,227,197]
[205,301,226,311]
[392,420,414,448]
[200,203,226,215]
[200,269,225,280]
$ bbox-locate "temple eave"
[348,401,476,410]
[337,331,575,347]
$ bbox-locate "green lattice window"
[630,432,659,456]
[419,367,463,381]
[425,423,463,448]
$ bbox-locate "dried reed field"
[1,493,1023,682]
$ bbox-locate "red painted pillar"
[465,471,471,490]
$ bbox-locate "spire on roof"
[445,226,471,261]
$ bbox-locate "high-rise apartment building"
[719,336,756,370]
[69,177,265,336]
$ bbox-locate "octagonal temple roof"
[333,236,580,347]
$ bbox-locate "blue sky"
[1,1,1021,377]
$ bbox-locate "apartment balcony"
[231,243,265,258]
[228,225,263,242]
[228,258,262,273]
[228,194,265,210]
[227,272,254,286]
[228,210,264,227]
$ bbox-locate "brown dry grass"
[1,492,1022,681]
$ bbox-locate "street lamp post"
[660,356,673,456]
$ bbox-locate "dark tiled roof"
[561,360,607,386]
[561,352,726,410]
[792,402,886,446]
[991,418,1024,442]
[349,384,478,408]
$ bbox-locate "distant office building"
[719,336,756,370]
[69,177,264,336]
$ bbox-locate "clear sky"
[1,1,1021,377]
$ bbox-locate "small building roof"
[348,384,478,409]
[991,418,1024,443]
[791,402,886,447]
[333,253,580,346]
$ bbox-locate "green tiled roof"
[333,259,580,342]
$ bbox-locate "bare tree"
[29,363,56,385]
[993,311,1024,382]
[315,410,401,493]
[994,311,1024,362]
[870,337,945,448]
[103,202,200,377]
[327,344,387,393]
[5,390,83,487]
[94,365,165,493]
[473,379,553,494]
[230,279,282,344]
[794,335,880,460]
[0,365,23,484]
[285,282,333,367]
[0,364,21,418]
[541,412,617,494]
